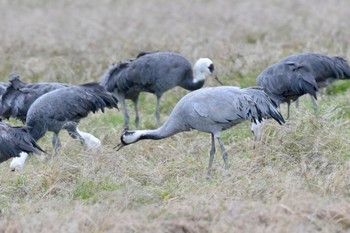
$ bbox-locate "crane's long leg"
[66,124,85,145]
[216,136,229,170]
[287,102,291,120]
[155,95,162,126]
[310,95,318,114]
[52,132,61,152]
[119,94,130,129]
[133,97,140,128]
[207,133,216,178]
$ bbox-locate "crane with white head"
[115,86,284,178]
[100,51,219,128]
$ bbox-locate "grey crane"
[281,53,350,113]
[0,82,8,97]
[100,51,217,128]
[26,82,118,149]
[115,86,285,177]
[10,82,118,170]
[0,73,68,123]
[0,74,101,156]
[257,60,319,119]
[0,121,45,165]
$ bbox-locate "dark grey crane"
[0,73,68,123]
[257,60,319,119]
[0,121,45,164]
[100,51,216,128]
[115,86,285,178]
[281,53,350,112]
[26,82,118,150]
[0,82,8,97]
[9,82,119,170]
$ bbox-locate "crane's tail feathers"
[78,82,119,113]
[100,61,131,92]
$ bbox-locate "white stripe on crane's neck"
[10,152,28,171]
[122,130,149,144]
[76,128,102,150]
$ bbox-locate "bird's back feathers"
[0,122,45,163]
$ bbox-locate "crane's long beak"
[214,75,224,85]
[113,143,125,151]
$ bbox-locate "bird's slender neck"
[124,120,186,144]
[193,62,207,83]
[179,64,206,91]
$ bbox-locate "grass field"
[1,0,350,232]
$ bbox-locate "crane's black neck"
[179,78,205,91]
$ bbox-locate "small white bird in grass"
[100,51,222,128]
[115,86,285,178]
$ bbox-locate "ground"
[0,0,350,232]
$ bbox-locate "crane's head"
[114,130,141,151]
[195,58,214,75]
[194,58,224,85]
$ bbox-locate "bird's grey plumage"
[0,121,45,164]
[26,82,118,150]
[0,82,8,96]
[116,86,284,177]
[0,73,68,123]
[257,61,319,118]
[281,53,350,112]
[100,51,215,128]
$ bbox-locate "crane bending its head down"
[100,51,217,129]
[0,121,45,166]
[257,61,319,119]
[115,86,285,178]
[281,53,350,113]
[10,82,118,170]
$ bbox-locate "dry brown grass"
[1,0,350,232]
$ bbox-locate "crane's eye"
[208,64,214,73]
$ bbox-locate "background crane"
[281,53,350,112]
[100,51,215,128]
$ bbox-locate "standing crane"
[10,82,118,171]
[115,86,285,178]
[100,51,216,128]
[281,53,350,113]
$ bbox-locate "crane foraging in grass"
[280,53,350,113]
[0,73,68,123]
[10,82,118,171]
[0,73,103,155]
[115,86,285,178]
[0,121,45,165]
[256,60,319,119]
[100,51,221,128]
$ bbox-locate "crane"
[100,51,216,128]
[115,86,284,178]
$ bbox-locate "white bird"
[100,51,219,128]
[115,86,285,177]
